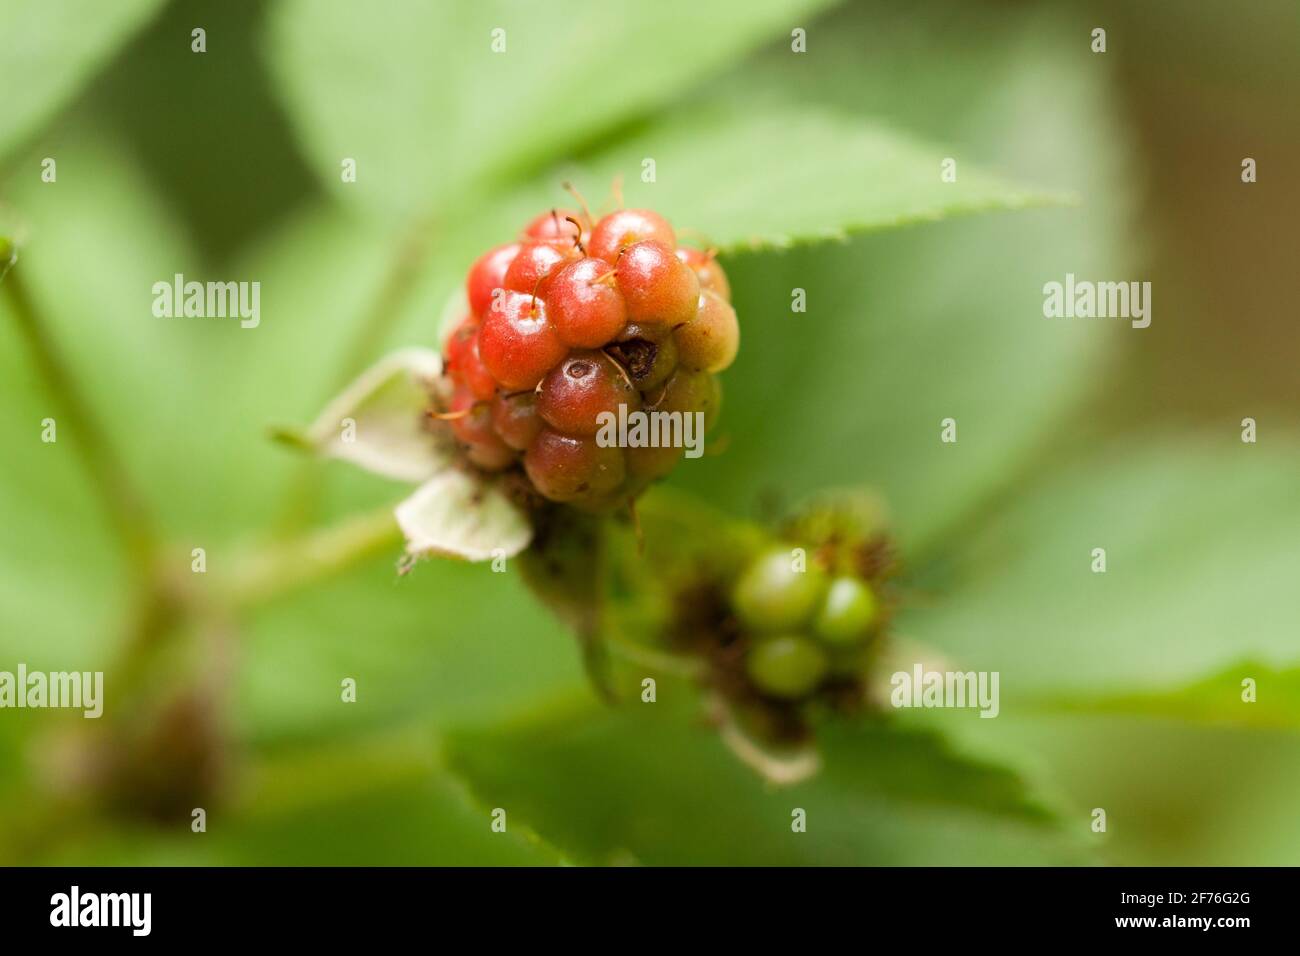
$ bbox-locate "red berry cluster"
[441,206,738,510]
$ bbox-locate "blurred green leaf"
[905,441,1300,695]
[1052,662,1300,730]
[909,708,1300,866]
[0,133,219,538]
[0,164,434,546]
[668,217,1111,554]
[483,106,1068,254]
[0,0,165,160]
[445,696,1090,865]
[236,554,586,746]
[0,144,165,668]
[643,0,1129,555]
[34,734,563,865]
[266,0,840,223]
[0,237,15,281]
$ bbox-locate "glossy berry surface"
[676,246,731,301]
[745,634,829,700]
[657,368,721,431]
[537,351,640,437]
[448,388,515,472]
[490,391,543,451]
[615,240,699,325]
[588,208,675,263]
[732,546,828,633]
[478,290,566,391]
[813,577,878,646]
[675,290,739,373]
[503,239,579,298]
[524,429,626,502]
[466,243,520,318]
[438,204,738,507]
[445,316,498,401]
[524,208,585,242]
[548,257,627,348]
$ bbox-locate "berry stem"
[518,508,617,702]
[220,503,404,610]
[1,258,160,573]
[706,693,821,786]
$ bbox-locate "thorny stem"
[1,256,159,572]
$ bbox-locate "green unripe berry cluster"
[732,545,881,700]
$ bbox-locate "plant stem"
[222,504,404,610]
[274,217,436,533]
[330,215,437,389]
[1,260,158,570]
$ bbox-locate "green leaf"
[0,0,166,159]
[24,733,563,865]
[499,106,1068,255]
[904,441,1300,696]
[0,133,215,540]
[295,347,450,482]
[445,696,1090,865]
[669,218,1114,554]
[604,0,1127,557]
[236,554,586,746]
[905,708,1300,866]
[1051,662,1300,731]
[219,203,436,532]
[265,0,840,222]
[395,470,532,562]
[0,142,174,667]
[0,237,14,282]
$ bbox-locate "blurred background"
[1,0,1297,865]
